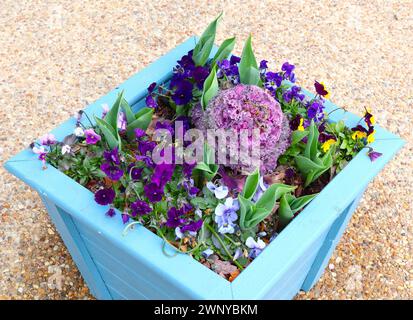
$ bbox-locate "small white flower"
[195,208,202,218]
[74,127,84,137]
[32,145,47,154]
[202,248,214,258]
[101,103,110,117]
[245,237,266,250]
[206,181,229,199]
[61,145,71,155]
[175,227,184,240]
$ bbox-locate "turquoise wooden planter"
[5,37,404,300]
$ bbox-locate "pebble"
[1,1,411,300]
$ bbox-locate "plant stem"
[205,224,244,271]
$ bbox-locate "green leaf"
[193,12,222,66]
[238,195,254,230]
[241,168,260,200]
[305,120,319,160]
[295,155,325,175]
[255,183,296,212]
[289,193,318,213]
[121,98,135,124]
[105,90,124,130]
[239,34,260,85]
[245,207,271,229]
[194,162,214,174]
[278,194,294,228]
[94,117,120,149]
[201,65,219,110]
[126,107,154,140]
[291,130,309,145]
[211,37,236,65]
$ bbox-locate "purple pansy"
[246,237,266,259]
[100,162,124,181]
[181,219,203,233]
[165,207,187,228]
[134,128,146,139]
[130,200,152,216]
[283,85,305,103]
[192,66,210,89]
[147,82,156,93]
[40,133,57,146]
[171,80,193,105]
[230,55,240,65]
[155,120,174,135]
[281,61,295,82]
[122,214,130,224]
[368,150,382,162]
[94,188,115,206]
[138,140,156,156]
[144,182,164,203]
[106,208,116,217]
[214,197,239,234]
[264,72,283,92]
[103,147,120,165]
[128,165,142,180]
[84,129,101,145]
[259,60,268,70]
[145,95,157,108]
[307,101,325,122]
[151,163,175,188]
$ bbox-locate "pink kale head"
[191,84,291,175]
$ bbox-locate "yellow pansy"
[320,82,330,99]
[321,139,336,152]
[351,131,367,140]
[367,130,376,143]
[297,118,305,131]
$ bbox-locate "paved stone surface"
[0,0,411,299]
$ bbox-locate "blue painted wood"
[301,188,366,291]
[40,196,112,299]
[3,37,405,300]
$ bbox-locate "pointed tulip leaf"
[241,168,260,200]
[126,107,154,140]
[255,183,296,212]
[290,193,318,213]
[211,37,236,65]
[239,35,260,85]
[105,90,124,131]
[193,12,222,66]
[95,117,120,149]
[278,194,294,228]
[201,65,219,109]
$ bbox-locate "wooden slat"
[40,196,112,299]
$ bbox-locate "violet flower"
[134,128,146,139]
[101,103,109,118]
[245,236,266,259]
[214,197,239,234]
[146,95,157,108]
[84,129,101,145]
[181,219,203,233]
[122,214,130,224]
[100,162,124,181]
[171,80,193,105]
[106,208,116,217]
[368,149,383,162]
[144,182,164,203]
[165,207,187,228]
[94,188,115,206]
[206,181,229,199]
[40,133,57,146]
[117,112,127,132]
[130,200,152,216]
[151,163,175,188]
[202,248,214,258]
[103,147,120,165]
[252,177,268,202]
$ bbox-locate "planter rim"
[4,36,405,299]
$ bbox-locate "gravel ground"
[0,0,412,300]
